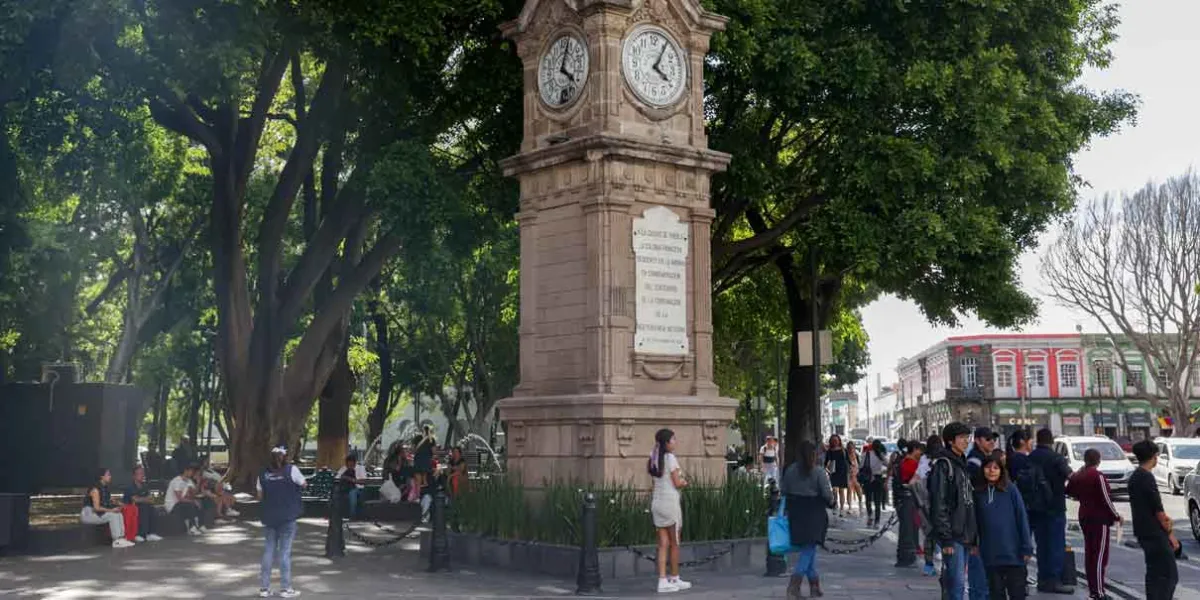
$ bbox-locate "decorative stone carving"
[510,421,527,457]
[617,419,636,457]
[578,420,596,457]
[702,420,721,456]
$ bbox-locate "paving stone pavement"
[0,515,1146,599]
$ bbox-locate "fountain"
[459,432,503,472]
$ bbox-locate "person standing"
[257,445,307,599]
[1066,448,1121,600]
[967,428,999,480]
[1006,430,1032,477]
[759,436,781,485]
[918,435,944,577]
[846,441,864,516]
[781,440,835,599]
[863,440,888,527]
[928,422,979,600]
[895,441,924,567]
[1028,429,1074,594]
[1128,441,1179,600]
[80,468,134,548]
[648,428,690,594]
[824,435,849,516]
[122,464,163,542]
[974,455,1032,600]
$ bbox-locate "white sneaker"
[669,578,692,590]
[198,525,208,533]
[657,579,680,593]
[188,526,202,536]
[146,533,163,542]
[111,539,135,548]
[279,589,301,598]
[258,589,271,598]
[225,508,241,517]
[134,536,145,542]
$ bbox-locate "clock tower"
[498,0,737,487]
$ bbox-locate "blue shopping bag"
[768,509,794,555]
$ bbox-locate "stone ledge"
[419,530,766,579]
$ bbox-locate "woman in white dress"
[649,428,690,593]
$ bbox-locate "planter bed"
[419,531,767,580]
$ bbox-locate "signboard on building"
[633,207,689,355]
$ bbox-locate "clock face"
[622,26,687,107]
[538,33,588,109]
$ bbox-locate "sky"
[858,0,1200,394]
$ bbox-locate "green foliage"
[451,474,767,547]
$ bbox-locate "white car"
[1185,471,1200,542]
[1153,437,1200,495]
[1052,436,1135,494]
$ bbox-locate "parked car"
[1053,436,1135,494]
[1153,437,1200,495]
[1185,471,1200,542]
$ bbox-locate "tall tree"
[704,0,1138,456]
[1041,174,1200,437]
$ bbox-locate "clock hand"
[559,49,575,83]
[652,45,668,80]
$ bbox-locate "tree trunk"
[776,255,825,466]
[365,287,392,448]
[316,349,355,468]
[186,376,203,443]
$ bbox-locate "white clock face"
[622,26,687,107]
[538,33,588,109]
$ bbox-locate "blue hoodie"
[974,483,1033,567]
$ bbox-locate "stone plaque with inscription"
[633,206,689,355]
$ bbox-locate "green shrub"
[450,473,768,548]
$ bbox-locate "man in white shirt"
[165,464,204,535]
[334,454,367,519]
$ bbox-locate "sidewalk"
[0,514,1133,599]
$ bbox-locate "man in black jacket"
[929,422,979,600]
[1028,428,1075,594]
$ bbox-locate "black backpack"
[1015,461,1054,513]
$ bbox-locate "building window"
[1027,364,1046,389]
[1092,360,1113,388]
[1156,366,1167,387]
[995,364,1014,388]
[1127,364,1145,389]
[1059,363,1079,388]
[961,358,978,388]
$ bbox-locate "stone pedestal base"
[498,394,738,489]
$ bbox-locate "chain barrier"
[619,521,759,567]
[819,512,898,555]
[342,519,423,548]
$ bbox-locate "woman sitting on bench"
[81,468,134,548]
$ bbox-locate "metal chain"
[342,519,423,548]
[622,542,740,567]
[819,513,898,555]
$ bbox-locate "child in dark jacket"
[975,455,1033,600]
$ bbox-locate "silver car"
[1187,471,1200,542]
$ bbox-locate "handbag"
[768,505,795,555]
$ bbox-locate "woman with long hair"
[974,454,1033,599]
[257,445,307,598]
[824,435,849,516]
[80,468,134,548]
[648,428,690,593]
[919,434,944,576]
[846,441,864,516]
[781,440,835,599]
[863,439,888,527]
[413,425,436,493]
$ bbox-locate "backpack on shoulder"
[1015,462,1054,513]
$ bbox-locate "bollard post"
[576,492,603,596]
[428,485,451,572]
[764,478,788,577]
[324,481,345,558]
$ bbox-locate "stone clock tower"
[498,0,737,487]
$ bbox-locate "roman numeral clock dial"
[622,26,687,108]
[538,33,589,109]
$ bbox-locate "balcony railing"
[945,387,986,402]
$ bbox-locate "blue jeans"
[347,488,361,518]
[941,542,967,600]
[792,543,818,578]
[1031,512,1066,585]
[261,521,298,590]
[968,551,989,599]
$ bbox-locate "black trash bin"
[0,493,31,554]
